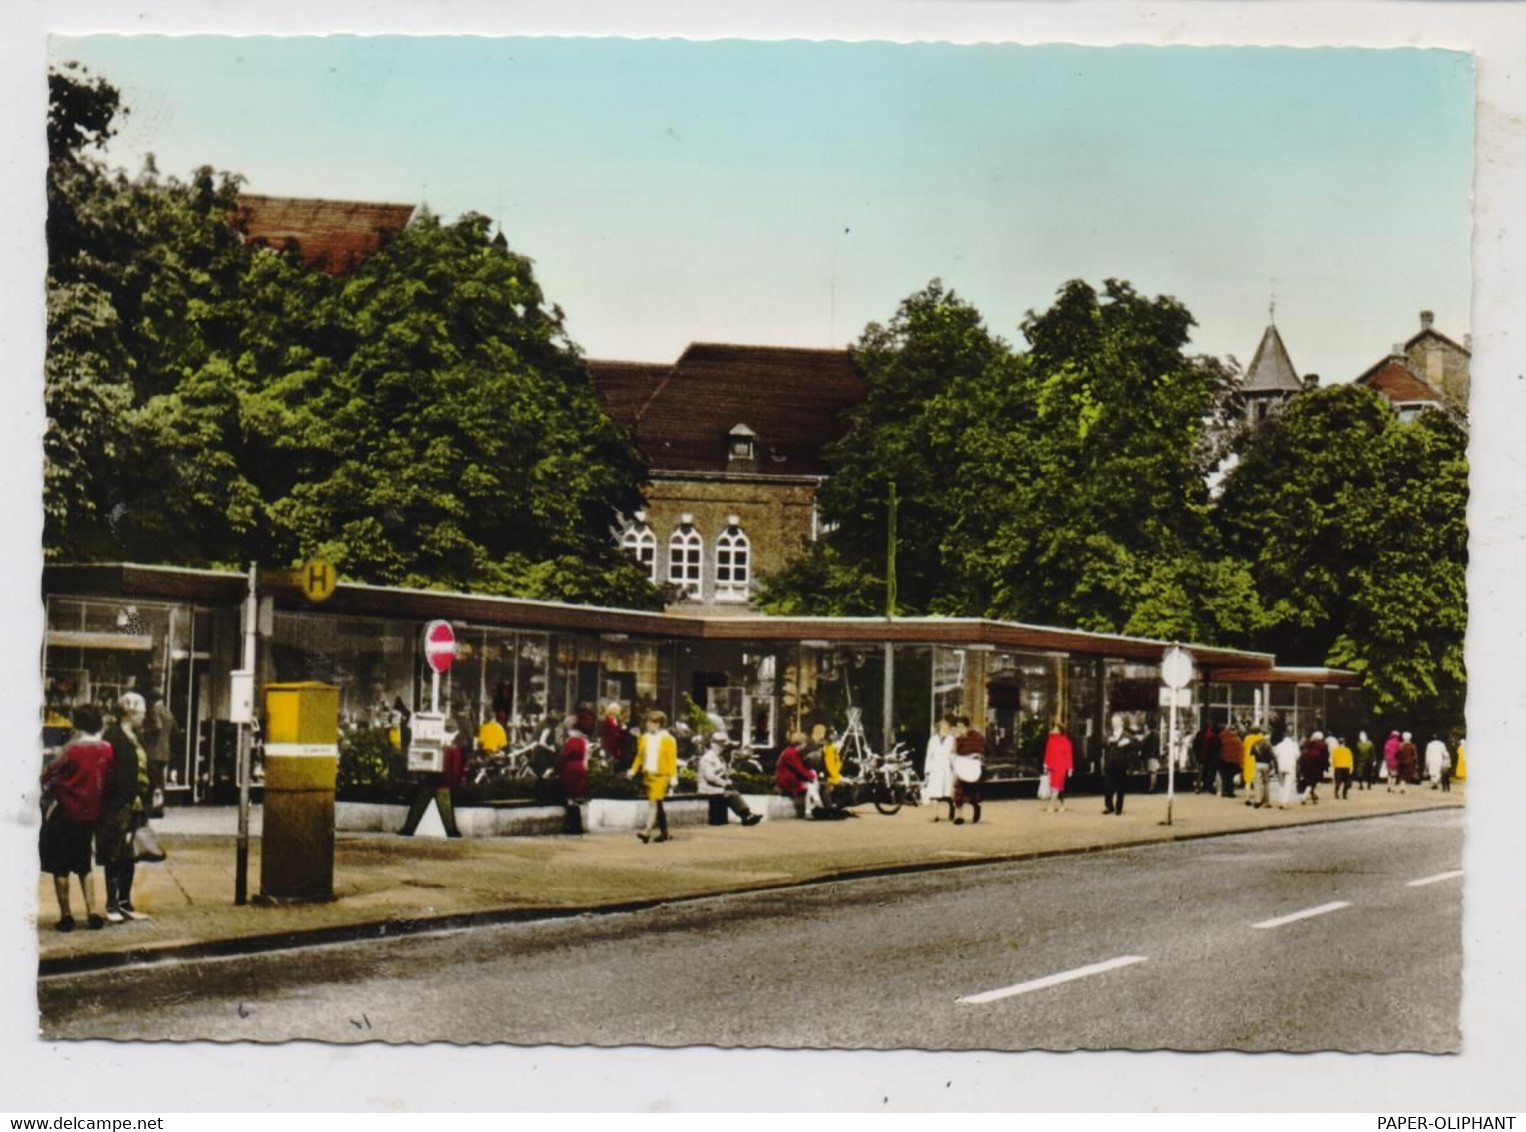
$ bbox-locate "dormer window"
[728,423,757,463]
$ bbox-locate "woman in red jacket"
[775,732,823,820]
[555,714,592,835]
[1042,722,1074,813]
[40,704,113,931]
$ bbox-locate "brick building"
[588,344,866,613]
[233,194,417,274]
[1354,310,1471,422]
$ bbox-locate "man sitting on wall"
[698,733,763,827]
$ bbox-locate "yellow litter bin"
[260,682,339,902]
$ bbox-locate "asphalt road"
[38,809,1463,1052]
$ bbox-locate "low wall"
[334,794,796,838]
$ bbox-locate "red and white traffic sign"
[423,620,457,675]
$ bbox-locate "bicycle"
[834,709,923,815]
[469,738,552,787]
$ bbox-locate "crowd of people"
[49,689,1462,921]
[1191,722,1459,809]
[38,693,159,932]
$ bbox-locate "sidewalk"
[35,784,1465,972]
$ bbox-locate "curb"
[36,801,1461,978]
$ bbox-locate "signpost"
[410,621,457,775]
[234,559,341,904]
[423,619,456,709]
[1160,645,1194,828]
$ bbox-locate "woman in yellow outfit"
[1241,724,1265,808]
[627,711,679,843]
[812,723,843,807]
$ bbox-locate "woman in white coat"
[1424,737,1450,789]
[1272,728,1301,809]
[923,715,957,822]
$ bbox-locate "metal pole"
[235,562,257,906]
[882,641,895,757]
[431,668,441,715]
[885,480,898,619]
[1165,691,1176,827]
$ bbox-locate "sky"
[49,35,1473,379]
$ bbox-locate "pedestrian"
[399,716,466,838]
[951,715,985,825]
[39,704,112,932]
[141,692,176,817]
[775,730,824,820]
[1248,727,1275,808]
[697,733,763,827]
[922,715,957,821]
[1189,724,1208,793]
[554,712,593,834]
[477,710,509,756]
[1354,731,1377,790]
[1042,721,1074,813]
[1102,713,1135,816]
[99,692,152,922]
[1218,724,1244,799]
[1425,736,1450,792]
[1272,728,1301,809]
[1383,730,1403,792]
[627,711,679,843]
[1397,731,1419,789]
[816,724,844,808]
[599,701,628,767]
[1330,735,1354,799]
[1198,722,1222,794]
[1298,731,1330,804]
[1241,721,1264,807]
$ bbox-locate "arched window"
[668,520,704,595]
[715,519,751,602]
[619,516,658,582]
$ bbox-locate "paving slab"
[34,784,1465,972]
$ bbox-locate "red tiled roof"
[588,343,867,476]
[584,361,671,431]
[232,194,416,274]
[1356,359,1445,405]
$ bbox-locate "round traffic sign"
[423,620,457,675]
[1161,646,1194,691]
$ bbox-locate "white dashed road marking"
[1406,870,1464,887]
[957,956,1148,1005]
[1252,901,1351,929]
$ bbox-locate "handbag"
[1037,769,1052,801]
[132,822,167,863]
[953,754,982,784]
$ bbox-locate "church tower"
[1239,321,1304,427]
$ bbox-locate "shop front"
[41,565,1340,803]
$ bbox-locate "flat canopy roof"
[44,563,1284,672]
[1212,666,1363,688]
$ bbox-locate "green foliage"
[336,727,407,793]
[44,68,662,609]
[1218,386,1467,730]
[762,278,1248,642]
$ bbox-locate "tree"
[757,281,1023,615]
[761,277,1252,644]
[1216,384,1467,731]
[44,67,663,609]
[985,278,1247,639]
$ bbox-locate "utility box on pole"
[260,681,340,902]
